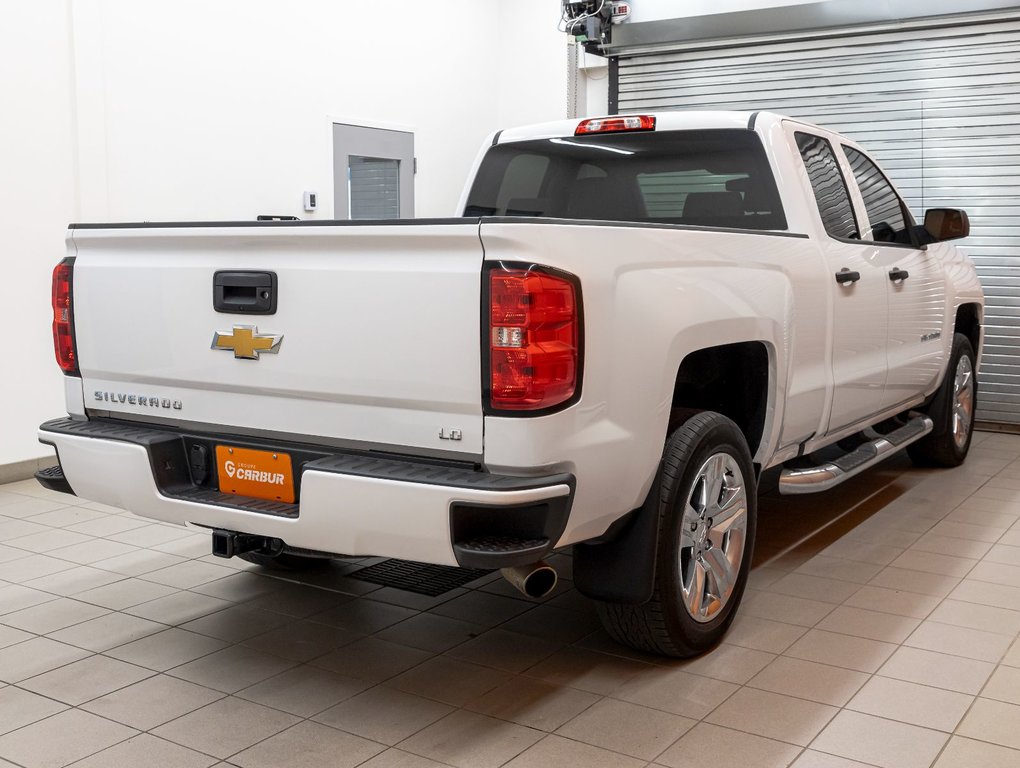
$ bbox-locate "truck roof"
[495,110,802,144]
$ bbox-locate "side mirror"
[924,208,970,242]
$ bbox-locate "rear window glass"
[464,129,787,231]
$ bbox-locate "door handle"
[835,269,861,285]
[889,268,910,283]
[213,271,278,315]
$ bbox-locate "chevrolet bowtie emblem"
[211,325,283,360]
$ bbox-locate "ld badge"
[211,325,283,360]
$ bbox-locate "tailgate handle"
[213,271,277,315]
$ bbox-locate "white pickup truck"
[39,111,982,657]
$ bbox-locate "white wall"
[0,0,568,467]
[0,2,77,466]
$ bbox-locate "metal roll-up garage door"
[612,9,1020,425]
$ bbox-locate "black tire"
[908,333,977,468]
[238,551,333,571]
[597,411,757,657]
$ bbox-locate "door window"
[795,132,859,240]
[842,146,914,244]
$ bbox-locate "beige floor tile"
[612,665,738,719]
[244,581,352,618]
[910,532,992,560]
[124,590,233,625]
[957,697,1020,750]
[504,734,645,768]
[845,675,972,731]
[430,590,533,627]
[20,654,152,705]
[768,573,862,604]
[877,646,994,694]
[180,604,294,643]
[949,579,1020,612]
[188,571,280,603]
[706,686,837,746]
[985,543,1020,566]
[82,673,224,729]
[556,698,694,760]
[2,596,108,634]
[794,555,884,585]
[656,722,801,768]
[970,560,1020,589]
[311,598,418,633]
[889,549,977,578]
[0,583,57,614]
[0,685,67,736]
[932,735,1020,768]
[904,620,1013,662]
[375,613,485,653]
[0,625,32,649]
[747,656,869,706]
[140,560,236,590]
[50,539,141,566]
[398,710,544,768]
[445,628,561,674]
[47,611,166,652]
[979,665,1020,706]
[740,590,836,627]
[466,675,600,731]
[312,637,430,683]
[869,567,961,598]
[499,603,602,644]
[230,720,383,768]
[66,733,216,768]
[672,643,775,684]
[927,599,1020,636]
[0,708,137,768]
[236,664,370,717]
[105,627,229,671]
[65,514,149,537]
[929,520,1006,543]
[89,548,186,576]
[7,528,93,554]
[23,565,124,596]
[811,710,948,768]
[819,539,905,566]
[1002,638,1020,668]
[814,605,920,643]
[153,696,300,759]
[241,619,361,663]
[108,523,193,547]
[0,636,90,683]
[722,614,808,654]
[315,685,453,746]
[73,577,179,610]
[789,751,876,767]
[389,656,511,706]
[168,645,296,693]
[357,748,452,768]
[840,583,942,620]
[784,629,898,673]
[524,646,649,695]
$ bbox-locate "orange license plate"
[216,445,295,503]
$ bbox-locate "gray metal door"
[613,11,1020,425]
[333,123,414,219]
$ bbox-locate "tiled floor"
[1,431,1020,767]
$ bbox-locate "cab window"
[794,132,859,240]
[843,146,915,245]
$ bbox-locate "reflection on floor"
[1,431,1019,767]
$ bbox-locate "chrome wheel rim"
[678,452,748,623]
[952,354,975,451]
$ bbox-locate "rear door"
[71,221,485,457]
[790,127,890,434]
[838,143,947,411]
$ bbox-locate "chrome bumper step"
[779,415,934,495]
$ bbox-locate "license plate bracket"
[216,445,295,504]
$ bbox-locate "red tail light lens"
[51,259,78,375]
[575,115,655,135]
[488,266,580,411]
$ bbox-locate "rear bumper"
[39,417,573,568]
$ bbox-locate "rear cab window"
[464,129,788,231]
[794,132,859,241]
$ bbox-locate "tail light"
[487,264,581,412]
[51,258,78,375]
[575,115,655,135]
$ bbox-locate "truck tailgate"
[70,221,484,456]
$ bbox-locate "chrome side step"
[779,415,934,495]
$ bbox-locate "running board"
[779,415,934,495]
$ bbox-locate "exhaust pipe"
[500,561,558,599]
